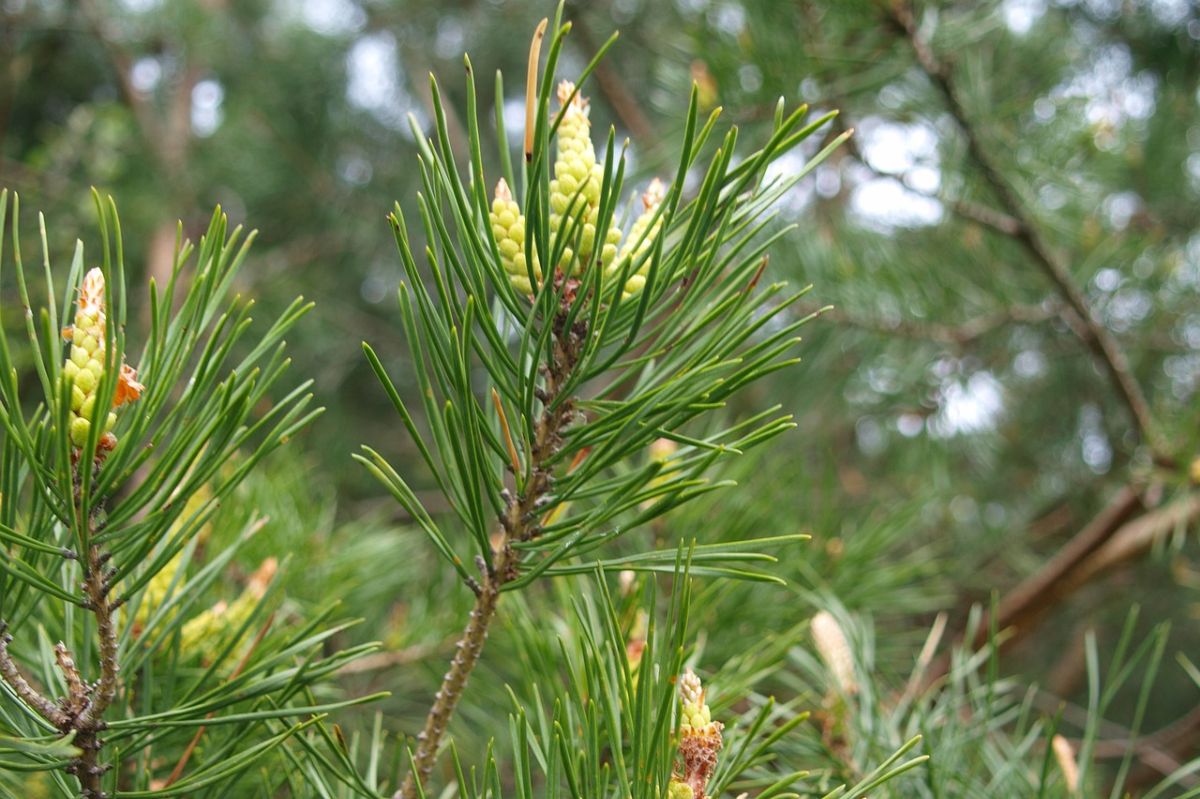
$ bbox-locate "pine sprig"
[361,8,848,798]
[0,190,378,797]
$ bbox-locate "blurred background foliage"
[4,0,1200,794]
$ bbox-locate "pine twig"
[809,302,1056,346]
[880,0,1167,463]
[70,542,120,798]
[396,307,586,799]
[0,625,68,728]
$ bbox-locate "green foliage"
[4,1,1200,797]
[361,9,844,619]
[0,192,378,797]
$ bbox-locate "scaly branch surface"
[0,506,120,798]
[71,537,120,798]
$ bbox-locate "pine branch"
[880,0,1167,463]
[970,484,1145,653]
[397,307,585,799]
[806,302,1056,346]
[0,625,69,729]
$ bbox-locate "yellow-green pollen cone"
[549,80,621,275]
[62,268,143,452]
[488,81,669,302]
[179,557,276,661]
[609,177,666,299]
[131,486,214,634]
[491,178,541,295]
[677,668,719,737]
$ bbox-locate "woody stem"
[396,310,583,799]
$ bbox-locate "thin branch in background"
[79,0,198,295]
[571,13,656,147]
[922,484,1143,688]
[336,643,436,676]
[1068,492,1200,586]
[807,301,1057,346]
[874,1,1192,702]
[970,485,1144,650]
[800,2,1024,242]
[77,0,164,148]
[880,0,1167,463]
[929,483,1199,691]
[1075,705,1200,791]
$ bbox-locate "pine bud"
[62,268,143,452]
[608,178,666,299]
[811,610,858,696]
[490,179,541,295]
[549,81,620,275]
[1051,734,1079,793]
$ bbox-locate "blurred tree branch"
[79,0,198,293]
[879,0,1195,702]
[807,302,1056,346]
[570,12,656,147]
[881,0,1168,465]
[968,484,1145,654]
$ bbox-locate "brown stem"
[398,563,503,799]
[0,626,68,728]
[79,546,119,725]
[67,541,119,799]
[397,308,584,799]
